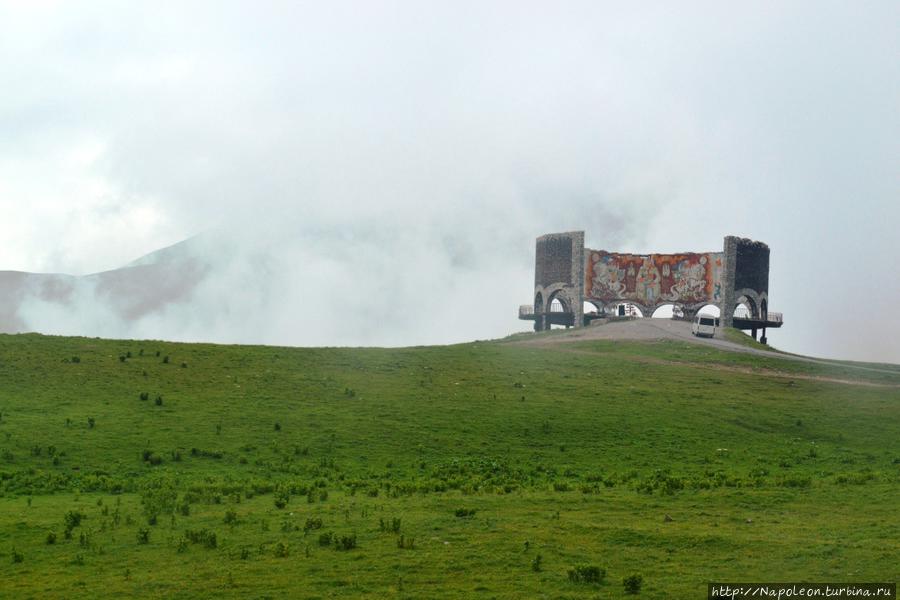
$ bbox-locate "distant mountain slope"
[0,240,210,333]
[0,226,533,347]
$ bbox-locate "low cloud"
[1,2,897,362]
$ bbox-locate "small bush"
[155,396,163,406]
[64,510,85,534]
[274,422,281,431]
[454,508,476,518]
[303,517,323,533]
[224,510,238,525]
[139,392,149,401]
[379,517,402,533]
[87,417,95,429]
[568,564,605,584]
[623,573,643,594]
[141,450,163,466]
[162,355,170,364]
[136,528,150,544]
[184,529,217,549]
[274,541,289,557]
[531,554,543,572]
[10,547,23,563]
[281,520,297,533]
[119,355,127,363]
[71,356,81,363]
[318,532,332,546]
[335,533,357,551]
[181,362,187,368]
[396,534,414,549]
[45,531,57,545]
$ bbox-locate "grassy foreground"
[0,332,898,599]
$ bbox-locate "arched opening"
[612,302,643,318]
[696,304,721,318]
[733,295,757,319]
[583,300,606,325]
[549,298,566,313]
[534,292,544,314]
[546,290,573,329]
[651,304,677,319]
[546,290,571,313]
[761,298,768,321]
[583,300,603,316]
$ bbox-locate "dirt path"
[511,318,900,379]
[546,345,900,388]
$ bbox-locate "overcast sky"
[1,1,897,362]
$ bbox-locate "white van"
[692,313,717,337]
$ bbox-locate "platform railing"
[766,311,783,324]
[518,305,534,318]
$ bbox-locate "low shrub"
[184,529,217,549]
[303,517,323,533]
[380,517,401,533]
[137,528,150,544]
[623,573,643,594]
[568,564,605,584]
[334,533,357,551]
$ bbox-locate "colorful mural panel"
[585,250,724,307]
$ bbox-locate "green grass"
[0,333,898,598]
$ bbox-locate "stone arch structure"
[525,232,773,331]
[732,289,760,319]
[533,291,545,331]
[547,289,572,312]
[583,299,603,312]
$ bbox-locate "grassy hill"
[1,333,898,598]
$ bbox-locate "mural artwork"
[586,251,724,307]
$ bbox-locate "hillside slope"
[0,333,898,598]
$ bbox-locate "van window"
[699,318,715,326]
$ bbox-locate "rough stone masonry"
[525,232,771,332]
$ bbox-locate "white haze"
[0,1,898,362]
